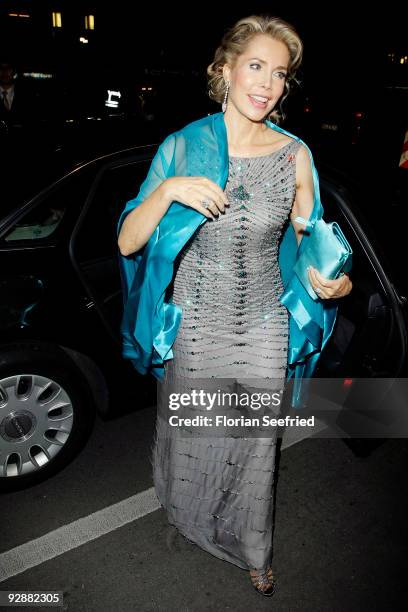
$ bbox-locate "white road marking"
[0,487,161,583]
[0,420,328,583]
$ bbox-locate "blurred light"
[343,378,353,387]
[355,112,363,118]
[23,72,53,79]
[85,15,95,30]
[79,37,89,44]
[304,106,311,113]
[321,122,338,131]
[400,56,408,64]
[52,12,62,28]
[105,90,121,108]
[8,12,30,18]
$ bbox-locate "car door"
[69,149,156,337]
[69,147,158,397]
[302,170,408,447]
[315,173,407,379]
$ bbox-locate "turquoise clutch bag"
[293,217,353,300]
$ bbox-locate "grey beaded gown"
[152,139,302,571]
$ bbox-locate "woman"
[117,14,352,596]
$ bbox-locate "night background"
[1,2,407,159]
[1,2,407,260]
[0,3,407,610]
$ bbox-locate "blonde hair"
[207,14,303,124]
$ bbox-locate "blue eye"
[249,63,261,70]
[275,71,288,80]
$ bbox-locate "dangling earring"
[222,80,230,113]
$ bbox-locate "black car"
[0,141,406,492]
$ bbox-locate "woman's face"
[223,33,290,122]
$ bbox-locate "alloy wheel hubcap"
[0,374,74,478]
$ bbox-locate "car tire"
[0,341,96,492]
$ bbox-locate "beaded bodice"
[170,139,301,332]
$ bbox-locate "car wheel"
[0,342,96,492]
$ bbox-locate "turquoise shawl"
[116,111,338,407]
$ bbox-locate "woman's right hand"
[161,176,229,220]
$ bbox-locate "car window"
[1,169,94,244]
[3,205,67,242]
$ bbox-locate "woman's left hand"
[308,267,353,299]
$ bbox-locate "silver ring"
[315,287,322,294]
[201,199,211,209]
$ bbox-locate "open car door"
[306,169,407,450]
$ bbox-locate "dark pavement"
[1,401,407,611]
